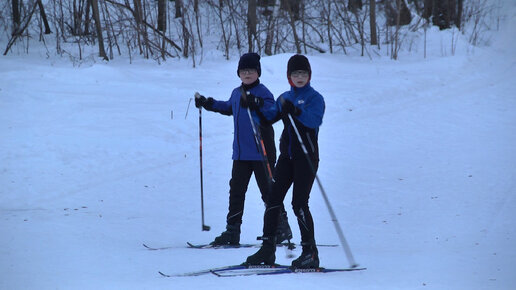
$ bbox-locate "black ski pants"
[226,160,273,226]
[262,154,318,243]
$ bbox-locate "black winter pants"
[262,154,318,243]
[226,160,272,226]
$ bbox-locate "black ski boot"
[210,224,240,246]
[244,237,276,265]
[291,242,319,269]
[275,211,293,244]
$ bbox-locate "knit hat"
[287,54,311,86]
[237,53,261,77]
[287,54,311,76]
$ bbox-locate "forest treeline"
[1,0,500,63]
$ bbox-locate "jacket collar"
[290,82,311,94]
[242,79,260,91]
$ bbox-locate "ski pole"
[239,87,274,183]
[195,92,211,232]
[284,106,358,268]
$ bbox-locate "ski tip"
[158,271,171,277]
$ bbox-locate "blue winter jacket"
[261,82,325,160]
[208,82,276,161]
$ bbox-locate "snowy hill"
[1,5,516,290]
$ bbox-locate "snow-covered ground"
[1,6,516,290]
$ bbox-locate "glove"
[241,94,264,110]
[195,94,207,108]
[195,95,214,109]
[282,100,301,116]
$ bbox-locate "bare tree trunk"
[175,0,182,18]
[213,0,229,59]
[392,0,401,60]
[284,0,301,53]
[90,0,108,60]
[36,0,52,34]
[324,1,333,54]
[157,0,166,31]
[11,0,21,35]
[456,0,463,29]
[84,0,91,35]
[247,0,257,52]
[264,0,279,55]
[370,0,377,45]
[180,1,189,58]
[133,0,144,55]
[102,0,121,59]
[4,1,38,54]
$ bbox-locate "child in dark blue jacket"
[245,54,325,268]
[195,53,292,246]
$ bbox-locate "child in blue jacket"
[195,53,292,246]
[245,54,325,268]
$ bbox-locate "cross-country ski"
[159,264,366,277]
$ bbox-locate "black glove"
[241,94,264,110]
[195,95,214,109]
[282,100,301,116]
[195,94,207,108]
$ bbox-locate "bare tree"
[4,1,38,54]
[175,0,182,18]
[264,0,278,55]
[284,0,301,53]
[247,0,257,52]
[180,0,189,58]
[389,0,410,60]
[321,0,333,53]
[11,0,21,35]
[209,0,230,59]
[0,0,497,61]
[157,0,166,32]
[89,0,108,60]
[36,0,52,34]
[370,0,377,45]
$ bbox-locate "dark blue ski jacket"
[261,82,325,161]
[208,82,276,161]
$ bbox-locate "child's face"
[290,70,309,88]
[239,69,259,85]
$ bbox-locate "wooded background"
[1,0,499,63]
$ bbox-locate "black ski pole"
[283,101,358,268]
[239,87,274,183]
[195,92,210,232]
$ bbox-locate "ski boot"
[275,210,293,244]
[210,224,240,246]
[244,236,276,265]
[291,241,319,269]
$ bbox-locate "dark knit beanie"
[287,54,311,76]
[237,53,261,77]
